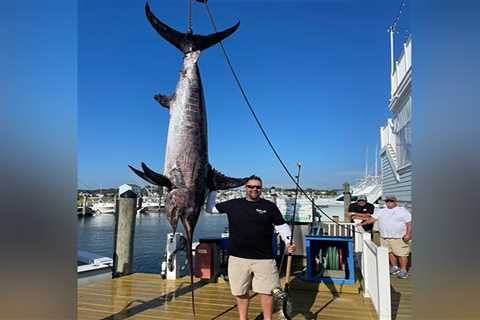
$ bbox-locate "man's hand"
[287,244,296,254]
[403,234,411,241]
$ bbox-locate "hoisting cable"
[201,1,363,235]
[391,0,407,31]
[187,0,193,33]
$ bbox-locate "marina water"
[77,211,228,273]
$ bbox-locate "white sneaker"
[390,266,400,275]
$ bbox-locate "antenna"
[388,25,395,76]
[374,144,378,176]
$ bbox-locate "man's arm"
[350,213,371,220]
[274,223,296,254]
[403,221,412,241]
[210,198,229,214]
[360,216,376,226]
[274,223,291,244]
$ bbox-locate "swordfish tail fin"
[145,2,240,54]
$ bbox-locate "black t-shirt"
[215,198,286,259]
[348,202,375,232]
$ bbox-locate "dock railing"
[322,222,392,320]
[321,221,356,237]
[356,224,391,320]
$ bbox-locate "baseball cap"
[357,195,367,201]
[384,195,397,201]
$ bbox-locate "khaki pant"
[228,256,279,295]
[380,238,411,256]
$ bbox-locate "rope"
[188,0,193,33]
[203,3,364,235]
[391,0,407,31]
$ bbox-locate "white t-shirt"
[372,206,412,238]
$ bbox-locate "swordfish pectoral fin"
[128,165,158,185]
[140,162,173,189]
[154,93,173,109]
[128,164,173,189]
[207,165,249,191]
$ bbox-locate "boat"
[77,206,95,216]
[318,174,381,206]
[91,201,115,214]
[77,250,113,287]
[137,196,161,214]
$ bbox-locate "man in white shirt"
[361,195,412,279]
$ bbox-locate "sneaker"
[390,266,400,275]
[397,270,408,279]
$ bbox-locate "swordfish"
[129,2,246,315]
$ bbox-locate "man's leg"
[259,293,273,320]
[391,239,410,278]
[228,257,252,320]
[398,255,408,271]
[389,252,398,267]
[235,294,250,320]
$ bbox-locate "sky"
[78,0,411,190]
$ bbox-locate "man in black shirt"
[215,175,296,320]
[347,194,375,232]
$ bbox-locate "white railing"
[320,222,392,319]
[380,119,396,153]
[357,228,391,320]
[321,222,356,237]
[391,38,412,97]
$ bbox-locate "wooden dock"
[77,272,411,319]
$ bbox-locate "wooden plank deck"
[78,272,387,320]
[390,273,412,320]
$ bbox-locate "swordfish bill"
[129,2,246,316]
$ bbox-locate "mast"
[365,146,369,178]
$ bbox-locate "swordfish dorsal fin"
[207,165,249,191]
[145,2,240,54]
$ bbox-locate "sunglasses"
[246,185,262,190]
[385,199,396,203]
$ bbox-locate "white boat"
[137,196,160,214]
[91,201,115,214]
[77,250,113,286]
[315,175,382,221]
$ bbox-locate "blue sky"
[78,0,410,189]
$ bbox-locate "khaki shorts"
[381,238,411,256]
[228,256,280,296]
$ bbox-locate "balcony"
[390,38,412,104]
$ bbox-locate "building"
[380,35,412,208]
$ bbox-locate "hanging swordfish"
[129,2,246,314]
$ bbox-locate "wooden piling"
[343,182,351,222]
[82,196,87,216]
[113,190,137,277]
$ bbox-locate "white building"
[380,37,412,208]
